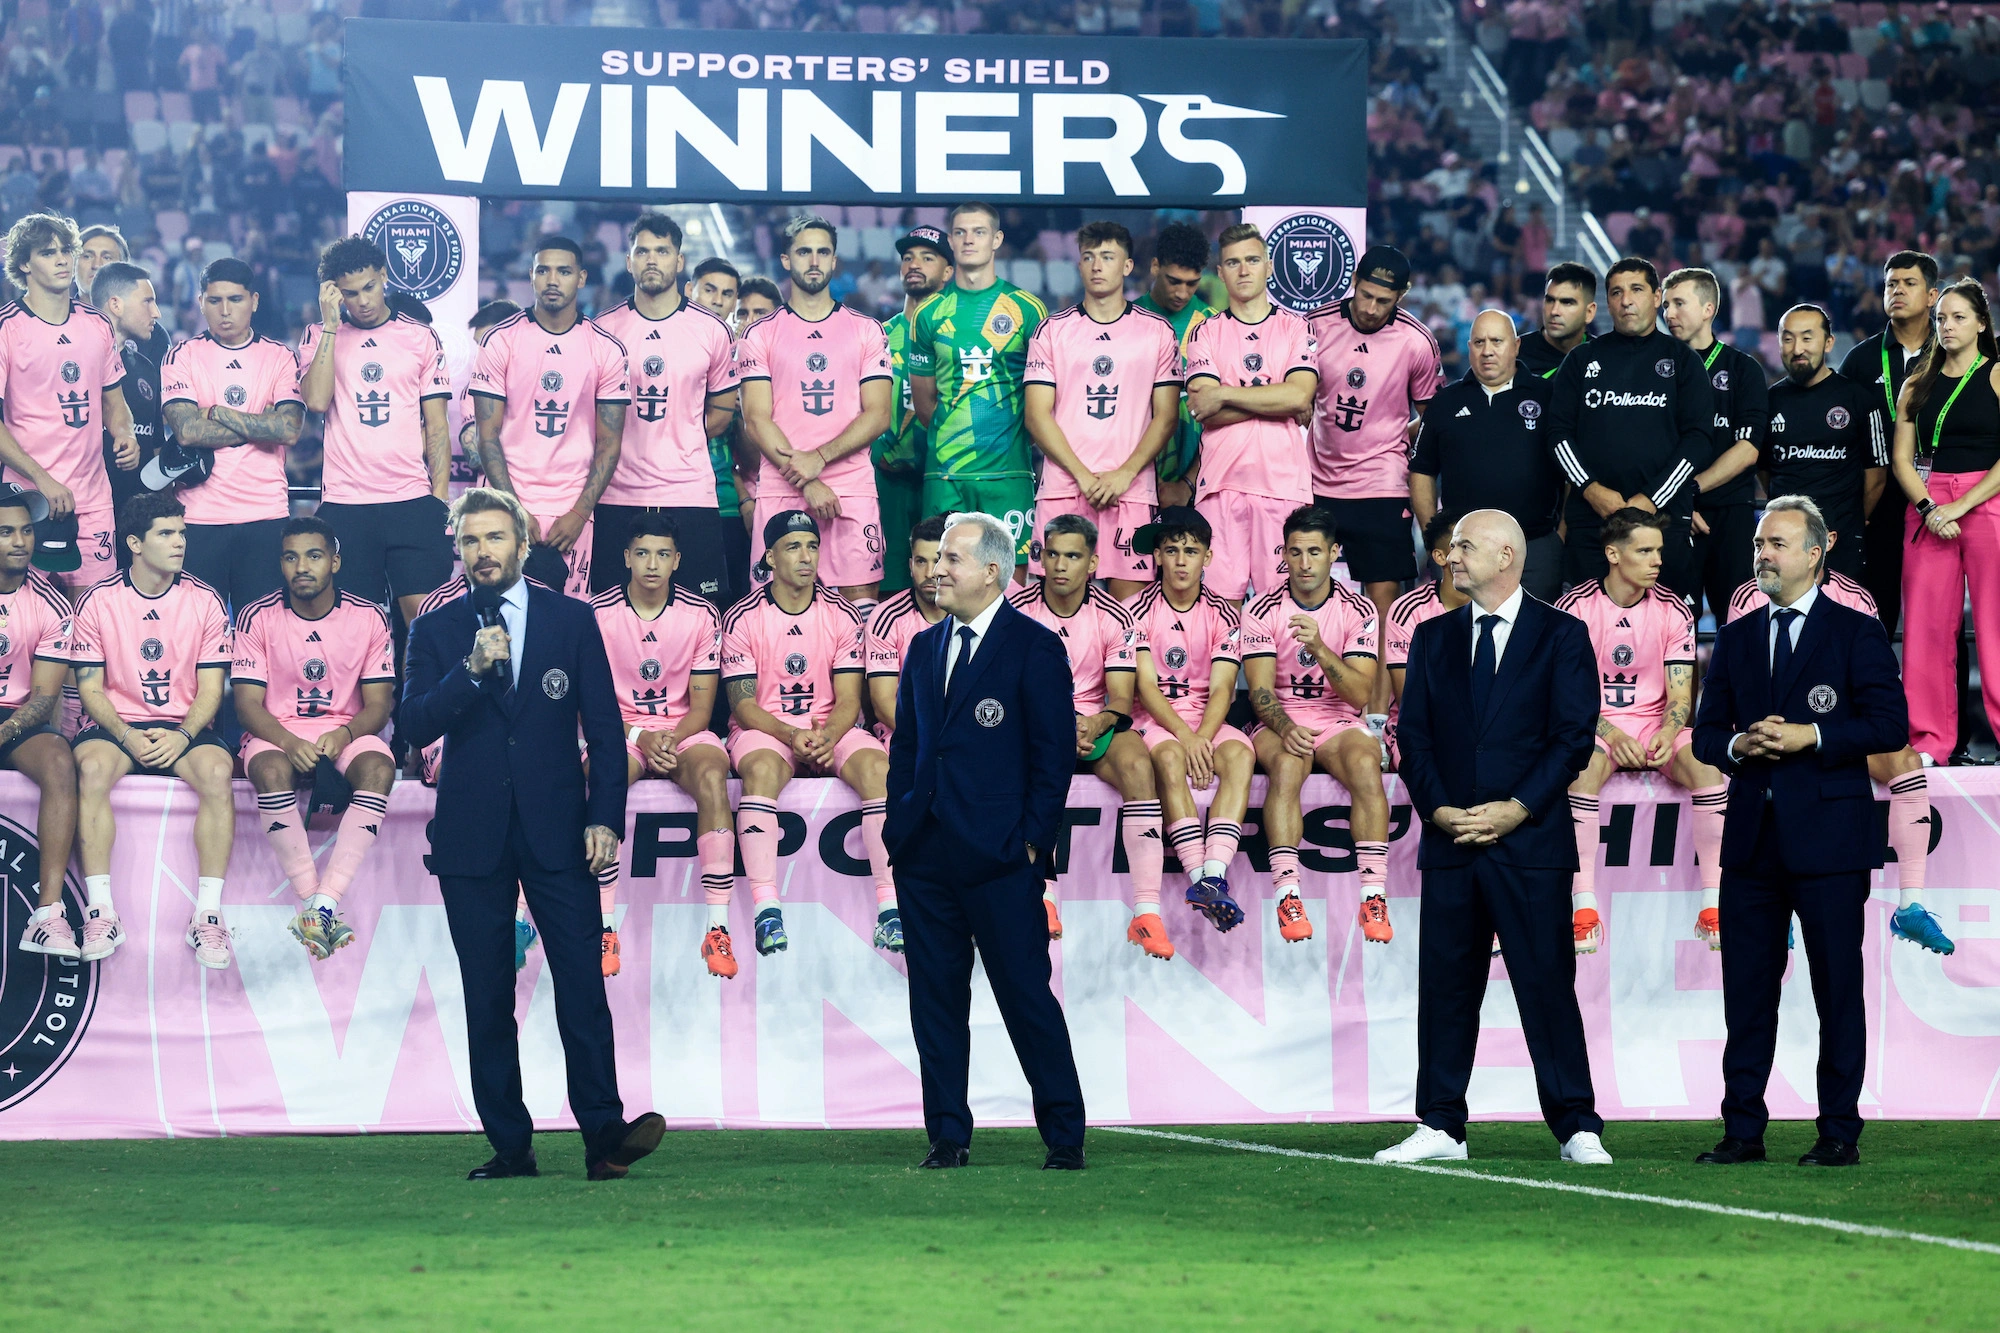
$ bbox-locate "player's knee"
[348,753,395,792]
[246,754,291,792]
[77,754,119,794]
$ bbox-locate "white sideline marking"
[1103,1126,2000,1257]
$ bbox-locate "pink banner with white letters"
[2,769,1997,1139]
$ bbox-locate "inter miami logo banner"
[1242,205,1367,314]
[343,20,1367,208]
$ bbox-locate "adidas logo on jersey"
[1245,332,1260,341]
[143,609,160,621]
[1354,342,1368,354]
[546,344,562,354]
[361,338,378,349]
[937,319,956,337]
[641,631,657,642]
[1584,361,1601,378]
[645,330,661,340]
[225,359,242,369]
[787,625,803,635]
[1455,406,1471,417]
[1615,617,1630,627]
[1171,620,1184,631]
[56,334,71,345]
[807,330,824,339]
[305,631,321,642]
[1097,332,1112,341]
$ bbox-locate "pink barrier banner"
[2,768,1998,1139]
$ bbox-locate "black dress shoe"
[467,1152,538,1180]
[1798,1136,1860,1166]
[919,1140,969,1169]
[1949,750,1996,767]
[1042,1145,1086,1171]
[1694,1136,1767,1165]
[587,1112,667,1181]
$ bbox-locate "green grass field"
[2,1122,1996,1330]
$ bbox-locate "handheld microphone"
[470,584,512,690]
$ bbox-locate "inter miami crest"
[974,698,1004,727]
[1265,212,1358,314]
[640,658,661,681]
[361,362,384,383]
[0,811,97,1111]
[1091,355,1114,377]
[643,355,666,378]
[139,637,163,662]
[362,198,465,303]
[784,652,808,676]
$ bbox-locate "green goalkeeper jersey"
[871,306,927,476]
[1136,290,1218,485]
[907,277,1047,481]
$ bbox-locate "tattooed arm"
[472,393,514,494]
[422,397,452,501]
[207,401,305,445]
[541,400,625,555]
[1641,661,1695,769]
[0,660,62,750]
[163,400,249,449]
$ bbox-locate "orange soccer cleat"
[1696,907,1721,951]
[1573,908,1603,955]
[1358,895,1393,944]
[1045,896,1064,941]
[1127,913,1175,960]
[601,928,621,978]
[702,926,739,979]
[1276,892,1314,942]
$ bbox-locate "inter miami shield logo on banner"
[0,811,97,1110]
[1265,212,1358,314]
[362,199,466,303]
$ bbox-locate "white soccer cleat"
[1560,1131,1613,1165]
[1373,1124,1468,1164]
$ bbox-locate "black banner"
[343,20,1367,208]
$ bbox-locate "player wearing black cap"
[877,226,952,593]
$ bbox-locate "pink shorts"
[529,511,594,598]
[59,504,116,593]
[625,727,724,768]
[728,724,885,776]
[1197,491,1298,601]
[1250,712,1372,752]
[749,493,885,590]
[1138,720,1253,754]
[1595,712,1694,762]
[240,722,395,773]
[1030,493,1158,583]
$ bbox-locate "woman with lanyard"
[1893,278,2000,765]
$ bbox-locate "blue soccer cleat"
[1891,903,1956,955]
[754,906,789,956]
[873,908,904,954]
[514,916,539,972]
[1185,876,1245,932]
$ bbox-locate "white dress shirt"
[943,590,1004,692]
[497,576,529,680]
[1732,583,1821,761]
[1468,583,1526,667]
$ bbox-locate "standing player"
[1136,222,1217,509]
[157,257,305,610]
[75,225,130,302]
[721,511,897,957]
[590,514,737,979]
[688,258,752,599]
[1515,262,1598,379]
[1763,305,1887,581]
[69,492,236,969]
[876,226,951,593]
[1184,223,1320,601]
[737,216,892,605]
[1024,221,1182,602]
[865,514,948,737]
[591,215,740,603]
[1128,506,1253,935]
[1383,512,1468,771]
[232,516,396,961]
[1242,506,1390,944]
[1726,499,1949,955]
[1008,515,1163,953]
[908,202,1047,568]
[90,261,163,527]
[734,279,780,337]
[1556,509,1728,952]
[298,236,454,624]
[1307,244,1440,725]
[0,211,138,590]
[469,236,630,596]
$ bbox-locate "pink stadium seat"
[123,91,158,124]
[159,92,194,124]
[954,6,982,31]
[1831,1,1860,21]
[856,4,888,31]
[1952,4,1979,26]
[913,208,947,227]
[1838,52,1868,78]
[1603,211,1637,247]
[100,149,126,179]
[1857,2,1887,23]
[848,205,880,228]
[821,206,848,225]
[155,210,189,246]
[506,279,534,307]
[272,97,305,128]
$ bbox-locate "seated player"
[1128,506,1253,935]
[1727,501,1950,955]
[1010,514,1163,954]
[865,515,948,739]
[1383,511,1467,772]
[0,488,86,959]
[590,513,737,979]
[69,492,236,969]
[232,516,397,960]
[1243,506,1391,944]
[1556,508,1728,954]
[722,510,897,957]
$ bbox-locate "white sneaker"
[1560,1130,1613,1165]
[1374,1124,1468,1164]
[186,912,232,970]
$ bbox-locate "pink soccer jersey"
[719,584,865,730]
[1184,306,1318,504]
[1008,581,1140,716]
[1382,579,1449,737]
[67,572,231,723]
[1240,583,1379,729]
[592,584,721,731]
[231,590,394,727]
[298,313,451,505]
[864,587,943,683]
[0,300,124,514]
[468,310,631,519]
[0,571,73,708]
[1024,304,1181,503]
[594,299,739,508]
[1727,571,1877,623]
[1555,580,1695,724]
[736,306,891,503]
[1128,583,1240,727]
[1305,302,1441,499]
[159,333,304,524]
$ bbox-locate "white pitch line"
[1102,1126,2000,1257]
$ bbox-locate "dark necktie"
[946,624,976,701]
[1771,607,1798,682]
[1471,614,1500,718]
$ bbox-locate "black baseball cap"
[0,484,50,526]
[141,440,213,492]
[895,224,950,259]
[759,509,820,569]
[1355,244,1412,292]
[1132,505,1213,555]
[307,754,354,817]
[30,511,79,573]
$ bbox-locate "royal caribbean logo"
[0,812,96,1110]
[363,199,466,303]
[1265,212,1358,314]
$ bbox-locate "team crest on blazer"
[1808,684,1837,713]
[974,698,1004,727]
[542,668,569,700]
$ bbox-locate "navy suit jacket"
[885,596,1074,882]
[401,580,627,878]
[1691,591,1908,874]
[1399,594,1600,870]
